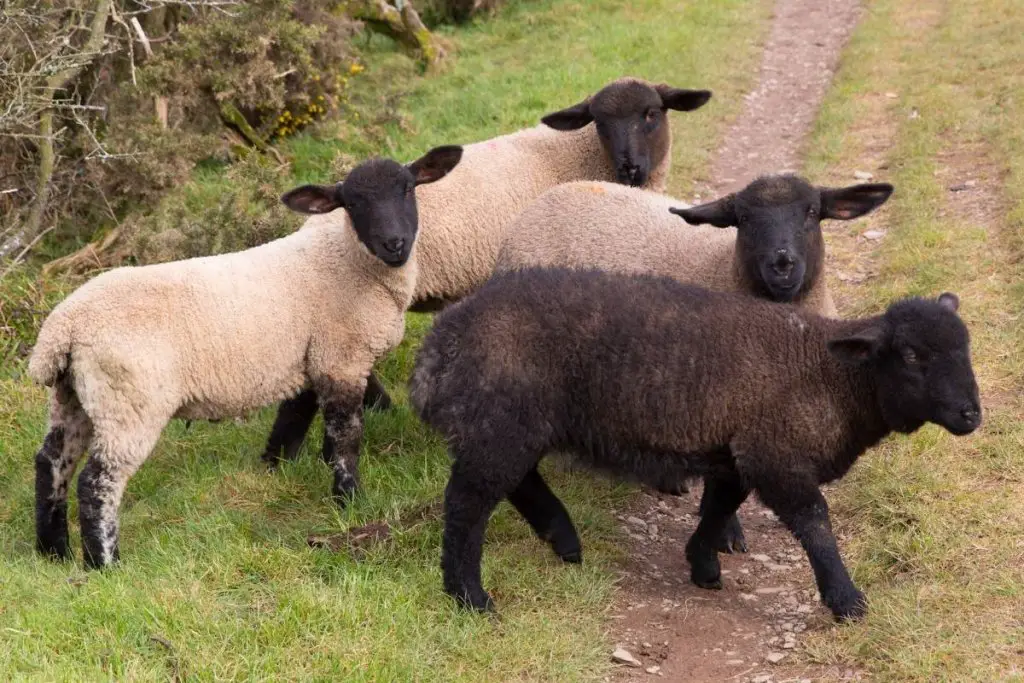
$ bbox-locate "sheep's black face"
[341,160,419,266]
[279,145,463,268]
[670,175,894,303]
[828,294,982,436]
[540,79,711,187]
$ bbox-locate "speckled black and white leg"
[35,385,92,560]
[78,424,163,569]
[316,379,365,506]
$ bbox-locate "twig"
[0,224,55,282]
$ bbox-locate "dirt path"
[607,1,866,681]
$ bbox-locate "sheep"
[28,145,464,568]
[494,174,895,552]
[261,77,713,468]
[408,267,981,620]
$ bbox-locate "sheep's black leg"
[36,388,92,561]
[317,380,365,506]
[262,390,319,468]
[363,372,393,412]
[506,467,582,563]
[685,472,748,590]
[35,427,71,559]
[698,479,748,553]
[442,458,505,612]
[757,482,865,622]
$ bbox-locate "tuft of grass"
[802,0,1024,679]
[0,0,774,678]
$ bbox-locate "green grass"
[801,0,1024,679]
[0,0,773,678]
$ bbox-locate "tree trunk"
[349,0,447,69]
[0,0,114,261]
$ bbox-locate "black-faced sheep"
[29,146,463,568]
[261,77,713,468]
[408,267,981,620]
[494,175,894,551]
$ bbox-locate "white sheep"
[29,146,463,568]
[263,77,713,464]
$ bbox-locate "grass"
[0,0,774,678]
[801,0,1024,679]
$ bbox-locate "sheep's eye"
[644,109,658,124]
[807,207,817,219]
[901,347,918,365]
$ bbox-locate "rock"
[853,170,873,180]
[612,647,642,667]
[885,92,899,99]
[797,604,813,613]
[783,641,796,649]
[752,675,773,683]
[766,652,787,664]
[726,659,745,665]
[648,524,659,538]
[626,516,648,530]
[751,553,772,563]
[863,229,886,240]
[756,586,786,595]
[645,666,661,674]
[767,563,790,571]
[739,593,758,601]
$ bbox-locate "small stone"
[782,623,794,632]
[626,516,648,530]
[739,593,758,601]
[726,659,744,665]
[767,563,790,571]
[783,641,796,649]
[965,179,978,187]
[797,604,812,613]
[756,586,786,595]
[853,170,874,180]
[612,647,642,667]
[752,675,772,683]
[751,553,772,563]
[648,524,659,537]
[863,229,886,240]
[885,92,899,99]
[645,666,661,675]
[766,652,787,664]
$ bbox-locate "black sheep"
[409,267,981,620]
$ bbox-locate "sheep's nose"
[960,405,981,427]
[771,249,795,276]
[385,237,405,253]
[622,164,640,184]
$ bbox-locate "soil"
[607,1,869,681]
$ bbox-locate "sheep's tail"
[408,327,457,425]
[27,313,74,387]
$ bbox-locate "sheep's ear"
[820,183,894,220]
[937,292,960,312]
[668,195,736,228]
[280,184,344,214]
[827,326,886,365]
[654,85,712,111]
[408,145,463,186]
[540,99,594,131]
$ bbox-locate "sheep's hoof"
[450,587,495,613]
[827,588,867,622]
[331,476,358,507]
[557,548,582,564]
[692,575,723,590]
[716,518,748,554]
[36,538,73,562]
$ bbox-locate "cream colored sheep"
[263,77,712,463]
[29,146,463,568]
